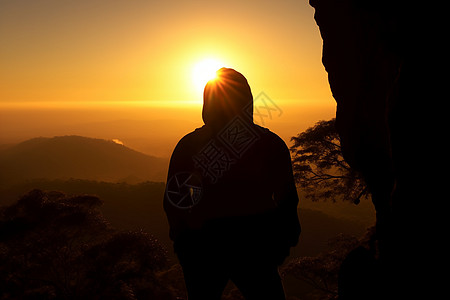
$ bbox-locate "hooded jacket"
[163,68,300,258]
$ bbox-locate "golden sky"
[0,0,331,103]
[0,0,336,156]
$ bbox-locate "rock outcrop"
[309,0,437,298]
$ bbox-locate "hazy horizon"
[1,0,336,159]
[0,1,386,299]
[0,98,336,158]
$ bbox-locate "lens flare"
[192,58,224,93]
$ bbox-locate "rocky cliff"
[309,0,437,298]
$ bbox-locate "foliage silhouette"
[290,119,369,204]
[281,228,377,300]
[0,189,177,299]
[0,175,374,299]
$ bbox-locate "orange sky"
[0,0,336,156]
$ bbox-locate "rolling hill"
[0,179,370,260]
[0,135,168,184]
[0,134,374,258]
[0,135,375,300]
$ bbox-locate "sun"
[192,58,224,93]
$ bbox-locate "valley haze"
[0,100,336,158]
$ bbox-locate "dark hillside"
[0,136,168,184]
[1,179,370,261]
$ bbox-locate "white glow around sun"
[192,58,224,93]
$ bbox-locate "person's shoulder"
[177,125,207,142]
[172,125,209,152]
[253,124,288,148]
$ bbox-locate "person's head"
[202,68,253,129]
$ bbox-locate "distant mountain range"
[0,136,168,184]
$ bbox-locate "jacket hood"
[202,68,253,130]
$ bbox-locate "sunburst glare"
[192,58,224,94]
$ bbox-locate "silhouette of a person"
[164,68,300,300]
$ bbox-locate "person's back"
[164,68,300,300]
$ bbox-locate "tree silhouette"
[281,229,377,300]
[0,189,177,299]
[290,119,369,204]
